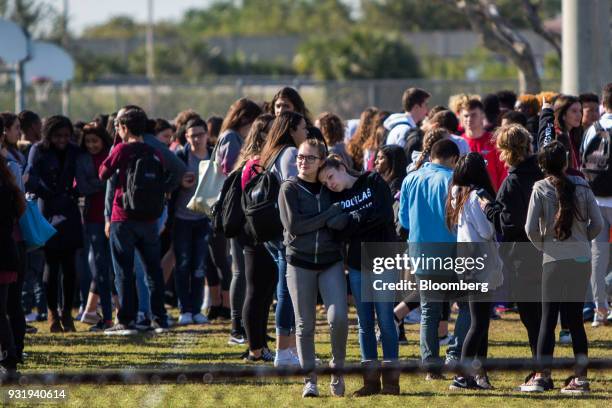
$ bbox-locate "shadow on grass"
[398,390,609,400]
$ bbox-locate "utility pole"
[146,0,155,80]
[562,0,611,94]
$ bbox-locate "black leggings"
[461,300,491,364]
[206,231,231,291]
[243,243,277,351]
[7,243,26,359]
[0,284,16,369]
[517,302,542,358]
[43,248,77,317]
[537,260,590,377]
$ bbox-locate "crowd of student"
[0,83,611,397]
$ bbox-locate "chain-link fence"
[0,78,561,121]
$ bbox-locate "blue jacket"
[399,162,456,243]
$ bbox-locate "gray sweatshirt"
[525,175,603,264]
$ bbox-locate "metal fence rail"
[2,358,610,386]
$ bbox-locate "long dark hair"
[0,155,26,217]
[445,152,495,230]
[41,115,73,149]
[377,145,407,184]
[259,111,304,169]
[221,98,262,134]
[80,122,112,152]
[270,87,312,123]
[538,141,584,240]
[553,94,583,153]
[347,107,378,170]
[234,113,274,171]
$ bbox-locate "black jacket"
[485,155,544,242]
[330,172,395,270]
[25,142,83,250]
[0,183,20,280]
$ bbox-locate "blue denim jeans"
[21,248,47,315]
[134,252,151,316]
[419,279,470,368]
[265,239,294,336]
[84,223,113,321]
[348,268,398,361]
[109,221,166,325]
[173,217,210,314]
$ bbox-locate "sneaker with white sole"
[192,313,209,324]
[228,330,246,345]
[519,375,549,392]
[302,381,319,398]
[592,309,608,327]
[274,348,300,367]
[178,312,194,325]
[560,376,590,394]
[475,374,493,390]
[80,312,100,325]
[104,323,138,336]
[330,375,345,397]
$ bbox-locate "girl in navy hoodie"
[318,155,399,396]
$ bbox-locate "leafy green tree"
[294,29,422,79]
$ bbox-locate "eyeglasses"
[297,154,321,163]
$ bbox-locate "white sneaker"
[80,312,100,325]
[192,313,209,324]
[302,381,319,398]
[178,312,194,325]
[274,348,300,367]
[25,312,38,323]
[592,310,608,327]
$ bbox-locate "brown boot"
[49,311,63,333]
[61,312,76,332]
[381,361,400,395]
[352,360,381,397]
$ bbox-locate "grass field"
[2,308,611,407]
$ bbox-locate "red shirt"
[461,131,508,191]
[99,142,164,222]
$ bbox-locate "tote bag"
[187,146,227,217]
[19,199,57,251]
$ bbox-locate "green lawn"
[2,309,611,407]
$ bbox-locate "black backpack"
[581,121,612,197]
[122,148,166,219]
[242,158,284,243]
[218,168,245,238]
[403,127,424,165]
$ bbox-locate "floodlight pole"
[562,0,611,94]
[14,61,25,112]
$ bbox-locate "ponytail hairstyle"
[445,152,495,230]
[538,141,584,241]
[234,113,275,171]
[0,154,26,217]
[414,127,450,170]
[347,107,378,170]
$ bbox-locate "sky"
[47,0,215,34]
